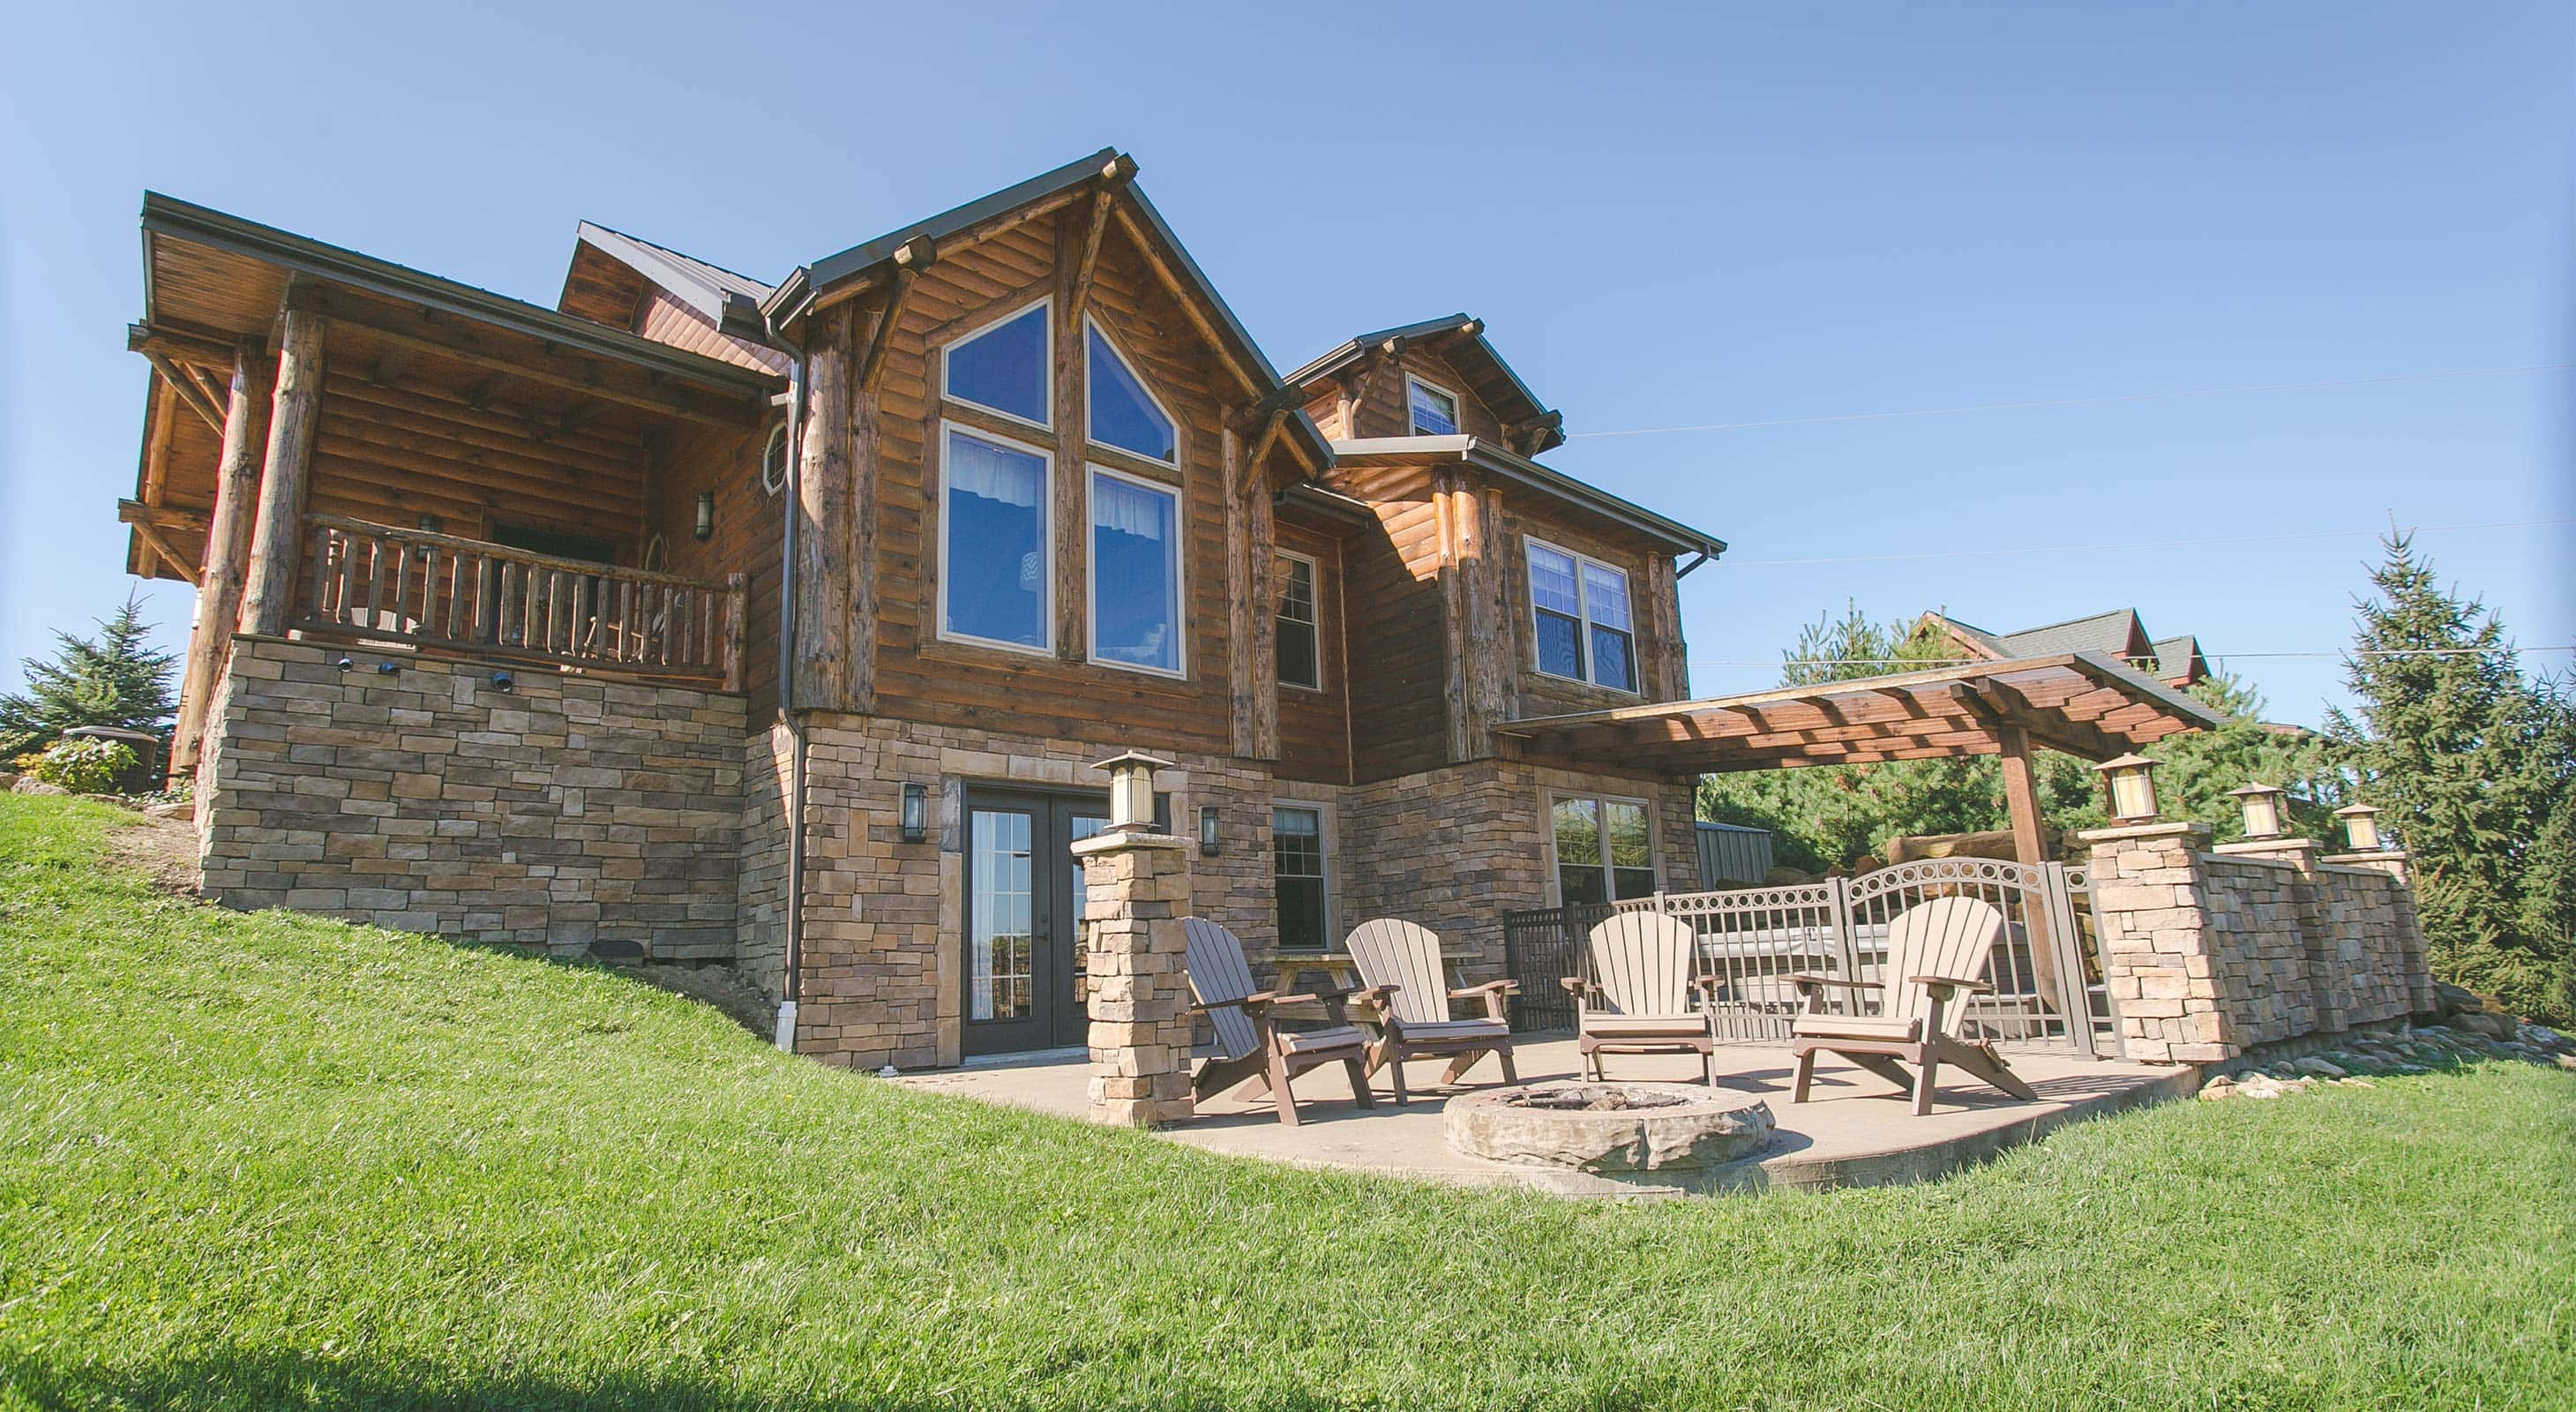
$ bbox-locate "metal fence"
[1501,859,2119,1057]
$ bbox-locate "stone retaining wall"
[198,636,746,958]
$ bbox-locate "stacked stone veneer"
[1075,829,1195,1125]
[2084,821,2434,1063]
[198,637,745,957]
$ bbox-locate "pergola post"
[238,309,325,637]
[170,339,273,774]
[1993,722,2068,1008]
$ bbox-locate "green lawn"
[2,795,2569,1411]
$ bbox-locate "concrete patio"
[890,1034,2196,1198]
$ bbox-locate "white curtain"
[947,431,1045,507]
[1090,472,1174,539]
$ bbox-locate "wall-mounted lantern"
[899,781,928,845]
[1091,751,1175,831]
[2227,782,2288,839]
[693,492,715,543]
[2093,752,2161,824]
[2334,803,2383,852]
[1197,805,1221,856]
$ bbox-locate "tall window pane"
[1087,323,1176,463]
[1553,797,1606,905]
[970,809,1033,1021]
[1528,544,1584,679]
[945,304,1049,424]
[1606,800,1656,899]
[1583,561,1636,693]
[1273,807,1326,950]
[1090,469,1180,673]
[1277,554,1320,689]
[942,429,1048,650]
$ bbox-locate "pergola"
[1495,652,2226,871]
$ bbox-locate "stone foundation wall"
[735,722,793,1000]
[198,636,746,958]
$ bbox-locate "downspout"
[767,279,815,1054]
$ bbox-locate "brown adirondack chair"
[1788,895,2041,1115]
[1342,918,1518,1103]
[1182,917,1374,1127]
[1560,911,1722,1087]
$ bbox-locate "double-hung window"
[1526,539,1637,692]
[940,424,1052,653]
[1275,552,1321,689]
[1273,806,1328,950]
[1407,376,1460,436]
[1550,793,1658,905]
[1087,466,1182,676]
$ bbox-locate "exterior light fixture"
[336,656,355,672]
[899,781,928,845]
[1090,750,1176,831]
[490,671,514,695]
[1197,805,1221,856]
[694,492,715,542]
[2227,782,2288,839]
[376,661,399,675]
[2093,753,2161,824]
[2335,803,2384,852]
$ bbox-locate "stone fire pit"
[1444,1082,1774,1173]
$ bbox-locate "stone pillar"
[2081,821,2233,1064]
[2214,837,2340,1033]
[2326,849,2437,1014]
[1073,828,1195,1126]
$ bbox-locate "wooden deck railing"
[296,514,746,690]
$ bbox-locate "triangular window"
[1087,320,1177,463]
[945,302,1050,426]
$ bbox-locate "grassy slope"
[1,795,2569,1411]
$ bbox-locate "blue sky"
[3,2,2566,727]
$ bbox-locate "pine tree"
[0,594,178,761]
[2327,532,2572,1023]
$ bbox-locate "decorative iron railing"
[1503,860,2119,1056]
[296,514,745,688]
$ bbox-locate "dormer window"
[943,301,1050,427]
[1087,319,1177,463]
[1407,377,1460,437]
[1526,539,1637,693]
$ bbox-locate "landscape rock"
[2452,1012,2516,1040]
[10,777,69,796]
[141,800,194,822]
[2292,1056,2348,1079]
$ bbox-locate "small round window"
[760,423,790,496]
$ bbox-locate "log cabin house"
[124,149,1732,1068]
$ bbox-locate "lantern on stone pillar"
[2093,753,2161,824]
[2227,782,2288,839]
[2334,803,2384,852]
[1092,751,1176,831]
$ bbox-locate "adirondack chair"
[1560,911,1723,1087]
[1341,918,1518,1104]
[1182,917,1374,1127]
[1787,895,2041,1116]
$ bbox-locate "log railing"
[296,514,746,690]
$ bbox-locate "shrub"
[20,738,139,795]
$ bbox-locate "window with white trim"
[760,423,789,496]
[1273,805,1329,950]
[1087,465,1182,676]
[1526,539,1637,692]
[942,301,1050,427]
[1275,552,1321,689]
[1550,793,1657,905]
[1086,319,1177,463]
[939,423,1052,653]
[1407,376,1459,436]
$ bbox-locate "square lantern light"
[1091,751,1176,831]
[2093,752,2161,824]
[2227,782,2288,839]
[899,781,928,845]
[2335,803,2384,852]
[1197,805,1221,856]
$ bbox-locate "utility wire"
[1719,516,2572,568]
[1685,647,2576,668]
[1569,362,2575,440]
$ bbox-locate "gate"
[1502,860,2117,1056]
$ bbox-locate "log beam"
[169,340,276,771]
[239,310,324,636]
[146,355,227,434]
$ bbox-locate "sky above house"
[3,2,2566,729]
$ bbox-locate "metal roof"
[1285,314,1563,452]
[1330,435,1726,559]
[573,221,775,334]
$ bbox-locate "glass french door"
[962,790,1110,1056]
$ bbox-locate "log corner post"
[169,340,275,773]
[237,309,325,639]
[791,303,857,715]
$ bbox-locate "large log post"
[1994,723,2066,1010]
[791,303,856,713]
[238,310,324,636]
[169,341,273,772]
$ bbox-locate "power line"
[1569,361,2574,440]
[1719,516,2572,568]
[1685,646,2576,668]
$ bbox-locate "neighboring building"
[1926,609,2210,689]
[122,149,1729,1069]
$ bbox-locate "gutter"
[766,274,814,1054]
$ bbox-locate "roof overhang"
[1332,435,1726,560]
[1287,313,1564,454]
[1496,652,2223,777]
[572,222,774,342]
[139,193,783,400]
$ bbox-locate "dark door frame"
[960,785,1110,1056]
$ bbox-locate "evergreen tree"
[2328,533,2573,1022]
[0,594,178,761]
